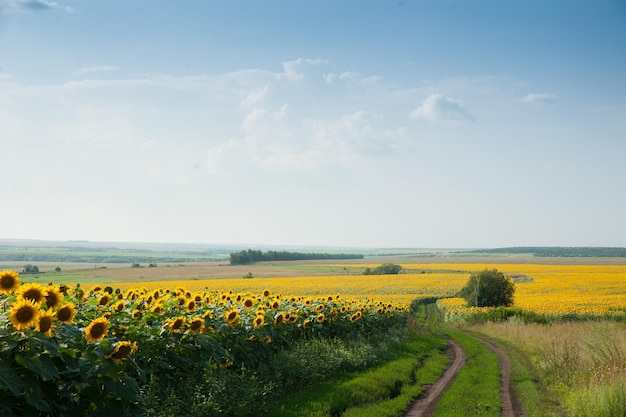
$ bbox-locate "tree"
[458,268,515,307]
[363,263,403,275]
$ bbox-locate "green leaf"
[15,352,59,381]
[0,361,23,396]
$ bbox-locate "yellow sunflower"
[56,302,76,324]
[36,308,56,337]
[0,270,20,294]
[253,315,265,327]
[188,317,205,333]
[224,309,240,326]
[17,282,48,305]
[9,299,40,330]
[262,289,271,297]
[113,300,126,312]
[243,297,255,309]
[167,316,186,332]
[186,300,196,312]
[85,316,110,343]
[44,285,63,309]
[106,341,138,363]
[274,312,285,325]
[202,309,213,319]
[316,313,325,323]
[97,294,111,306]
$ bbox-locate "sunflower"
[274,312,285,325]
[167,316,186,332]
[186,300,196,312]
[253,315,265,327]
[57,303,76,324]
[188,317,205,333]
[270,300,280,310]
[113,300,126,312]
[302,319,311,329]
[42,286,63,309]
[36,308,56,337]
[151,304,163,314]
[263,336,272,344]
[316,313,325,323]
[98,294,111,306]
[0,270,20,294]
[243,297,255,309]
[9,299,40,330]
[224,309,240,326]
[85,316,110,343]
[106,341,138,363]
[202,309,213,319]
[132,310,142,319]
[262,289,271,297]
[350,312,361,323]
[17,282,48,305]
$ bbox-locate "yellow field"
[86,262,626,317]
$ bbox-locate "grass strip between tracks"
[431,325,501,417]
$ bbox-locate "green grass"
[470,332,563,417]
[432,326,501,417]
[267,327,449,417]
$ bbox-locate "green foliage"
[229,249,364,265]
[363,263,403,275]
[458,268,515,307]
[22,264,40,274]
[462,246,626,257]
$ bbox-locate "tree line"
[229,249,364,265]
[462,247,626,257]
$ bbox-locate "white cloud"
[522,93,557,104]
[74,66,121,76]
[0,0,74,13]
[240,85,269,107]
[278,58,329,81]
[410,93,475,122]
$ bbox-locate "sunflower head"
[274,312,285,325]
[37,308,56,337]
[113,300,125,312]
[186,300,196,312]
[57,303,77,324]
[45,285,63,309]
[253,315,265,328]
[85,316,110,343]
[167,316,185,332]
[224,309,240,326]
[188,317,205,333]
[243,297,255,309]
[9,298,40,330]
[262,289,271,298]
[316,313,325,323]
[98,294,111,306]
[17,283,48,305]
[106,341,138,363]
[0,270,20,294]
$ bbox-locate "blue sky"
[1,0,625,248]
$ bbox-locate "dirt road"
[403,305,523,417]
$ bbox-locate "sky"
[1,0,625,248]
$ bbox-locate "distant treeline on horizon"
[229,249,364,265]
[462,247,626,257]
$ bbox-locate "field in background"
[10,258,626,317]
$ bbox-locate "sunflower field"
[0,269,408,417]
